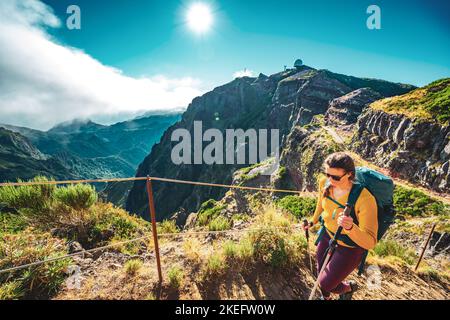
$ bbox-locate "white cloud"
[233,69,254,79]
[0,0,204,130]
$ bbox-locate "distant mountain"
[48,119,107,134]
[0,113,182,203]
[0,128,75,181]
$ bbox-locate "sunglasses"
[325,172,348,181]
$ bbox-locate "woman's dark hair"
[322,152,355,197]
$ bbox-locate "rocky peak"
[324,87,383,127]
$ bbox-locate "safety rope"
[0,176,314,196]
[0,224,302,275]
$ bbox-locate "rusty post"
[414,223,437,272]
[146,176,163,283]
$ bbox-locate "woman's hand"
[337,212,353,230]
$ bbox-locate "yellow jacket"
[312,176,378,250]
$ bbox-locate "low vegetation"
[276,196,316,220]
[124,259,143,276]
[196,199,227,227]
[0,176,150,299]
[157,219,180,234]
[370,240,417,266]
[199,207,307,281]
[167,265,184,289]
[393,185,449,217]
[370,78,450,125]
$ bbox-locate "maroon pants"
[316,231,365,297]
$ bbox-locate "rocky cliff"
[352,79,450,193]
[324,88,382,127]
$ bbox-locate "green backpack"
[317,167,395,275]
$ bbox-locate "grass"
[370,78,450,125]
[0,176,55,211]
[371,240,416,266]
[208,216,231,231]
[276,196,316,220]
[0,281,24,300]
[222,240,238,260]
[416,266,448,283]
[0,176,151,299]
[196,199,226,227]
[182,238,202,264]
[167,265,184,289]
[202,253,226,279]
[199,207,307,280]
[157,220,180,234]
[393,185,449,217]
[124,259,143,276]
[0,228,71,299]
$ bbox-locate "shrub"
[0,213,27,236]
[167,265,183,289]
[53,184,97,211]
[372,240,416,265]
[277,196,316,220]
[0,176,55,211]
[248,207,306,268]
[393,185,449,217]
[250,228,289,267]
[87,203,149,249]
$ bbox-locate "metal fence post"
[414,223,437,272]
[146,176,163,283]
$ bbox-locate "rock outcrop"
[324,88,382,127]
[275,125,344,193]
[353,108,450,193]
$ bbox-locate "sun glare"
[186,3,213,34]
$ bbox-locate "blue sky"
[0,0,448,129]
[42,0,449,87]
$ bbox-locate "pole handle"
[302,219,310,239]
[331,204,353,245]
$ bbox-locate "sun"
[186,3,213,34]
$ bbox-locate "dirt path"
[55,224,449,300]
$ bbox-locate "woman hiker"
[305,152,378,300]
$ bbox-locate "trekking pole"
[414,223,437,272]
[303,219,313,274]
[308,204,352,300]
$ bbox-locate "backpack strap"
[347,182,364,225]
[347,182,369,276]
[322,182,365,248]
